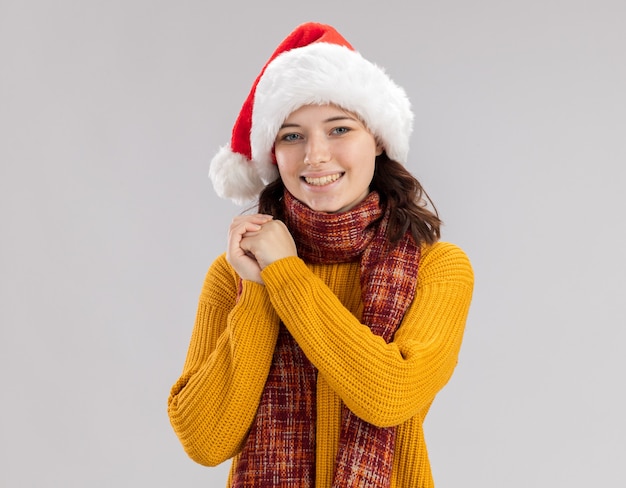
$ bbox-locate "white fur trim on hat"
[251,43,413,168]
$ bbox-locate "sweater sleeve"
[167,254,280,466]
[260,241,473,428]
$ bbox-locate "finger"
[229,221,261,241]
[231,214,273,226]
[229,216,271,239]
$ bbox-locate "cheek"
[275,160,294,182]
[273,147,288,168]
[275,149,300,175]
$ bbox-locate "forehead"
[282,103,361,124]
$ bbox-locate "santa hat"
[209,22,414,205]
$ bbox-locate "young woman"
[168,22,474,488]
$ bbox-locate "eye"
[280,133,302,142]
[331,126,350,135]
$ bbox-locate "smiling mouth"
[303,173,343,186]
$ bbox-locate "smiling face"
[273,104,383,213]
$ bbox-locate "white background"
[1,0,624,486]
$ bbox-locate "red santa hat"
[209,22,414,205]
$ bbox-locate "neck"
[283,190,384,264]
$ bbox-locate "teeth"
[304,173,342,186]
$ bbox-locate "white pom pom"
[209,146,267,205]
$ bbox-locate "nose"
[304,133,330,166]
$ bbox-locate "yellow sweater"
[168,241,474,487]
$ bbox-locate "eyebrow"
[279,115,357,129]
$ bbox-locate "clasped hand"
[226,214,298,284]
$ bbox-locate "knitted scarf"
[232,191,420,487]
